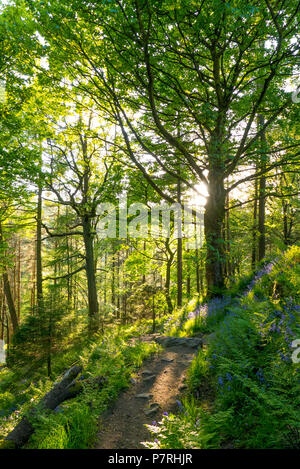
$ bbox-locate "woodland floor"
[95,335,199,449]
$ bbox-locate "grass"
[0,321,160,449]
[1,246,299,449]
[145,245,300,449]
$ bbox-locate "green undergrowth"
[0,321,159,449]
[144,246,300,449]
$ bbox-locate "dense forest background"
[0,0,299,450]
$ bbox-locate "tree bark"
[195,247,200,295]
[258,174,266,261]
[165,256,173,315]
[82,215,99,333]
[258,114,267,261]
[0,222,18,334]
[252,176,258,269]
[204,174,226,295]
[225,190,231,278]
[36,185,43,313]
[186,271,191,300]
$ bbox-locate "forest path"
[95,335,202,449]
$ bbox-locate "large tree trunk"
[82,215,99,333]
[204,174,226,296]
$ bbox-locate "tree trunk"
[142,240,146,283]
[186,272,191,299]
[282,200,292,247]
[36,186,43,313]
[177,178,183,307]
[258,114,267,261]
[204,174,226,296]
[152,295,156,333]
[82,215,99,333]
[117,249,120,318]
[252,176,258,269]
[258,175,266,261]
[165,256,173,315]
[111,243,115,307]
[2,272,18,335]
[17,239,21,321]
[225,190,231,279]
[0,222,18,334]
[195,247,200,295]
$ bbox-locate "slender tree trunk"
[36,186,43,313]
[0,221,18,334]
[31,244,36,310]
[82,215,99,332]
[252,176,258,269]
[66,235,72,306]
[186,269,191,299]
[282,201,291,246]
[165,256,173,314]
[142,240,146,283]
[195,246,200,295]
[17,239,21,321]
[111,243,115,307]
[177,178,183,307]
[152,295,156,333]
[117,249,120,318]
[2,271,18,335]
[258,176,266,261]
[103,253,107,306]
[258,115,267,261]
[225,190,231,278]
[0,281,4,340]
[6,312,9,358]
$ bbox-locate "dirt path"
[95,340,200,449]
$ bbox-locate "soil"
[95,341,197,449]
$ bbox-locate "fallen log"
[0,365,105,449]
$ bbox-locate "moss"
[67,382,83,395]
